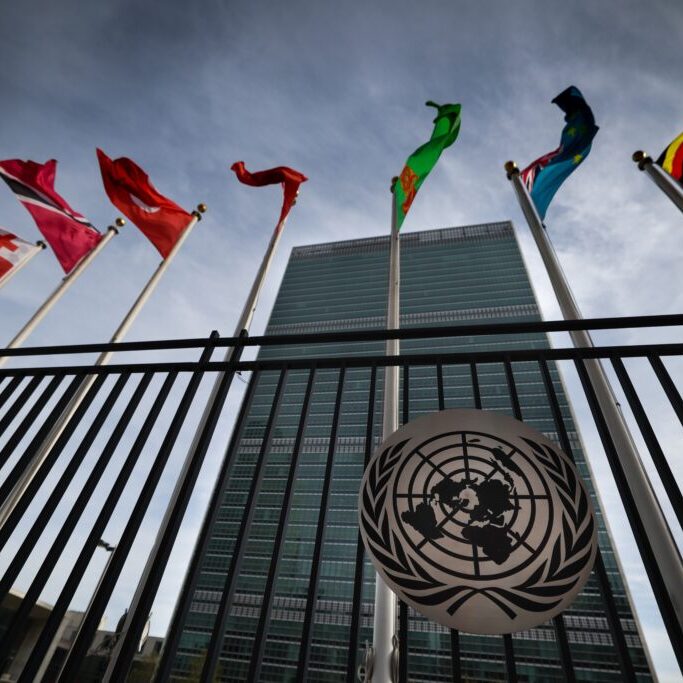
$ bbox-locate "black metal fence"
[0,314,682,682]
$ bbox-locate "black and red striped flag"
[0,159,102,273]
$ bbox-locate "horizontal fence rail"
[0,315,680,682]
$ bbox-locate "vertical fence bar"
[611,357,683,529]
[436,362,445,410]
[593,551,638,682]
[248,367,317,681]
[538,357,636,681]
[0,372,110,668]
[501,358,521,683]
[575,357,683,671]
[441,361,466,680]
[648,355,683,427]
[296,367,346,681]
[199,368,289,683]
[446,362,469,683]
[0,372,112,546]
[154,371,260,682]
[0,373,150,607]
[0,375,22,414]
[552,612,576,683]
[0,374,67,476]
[470,362,481,410]
[450,630,461,683]
[54,354,212,683]
[0,374,87,508]
[0,373,130,598]
[106,334,246,682]
[503,359,521,419]
[399,364,410,683]
[13,371,177,682]
[0,375,41,441]
[503,634,518,683]
[346,365,378,683]
[505,358,576,683]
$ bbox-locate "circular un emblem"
[359,409,597,634]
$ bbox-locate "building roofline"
[290,221,514,259]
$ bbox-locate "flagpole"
[0,219,125,366]
[102,207,292,683]
[370,178,400,683]
[232,215,287,336]
[0,240,46,290]
[632,151,683,213]
[505,160,683,630]
[0,206,204,532]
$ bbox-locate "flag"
[97,149,192,258]
[521,86,599,220]
[0,228,40,281]
[394,101,461,230]
[656,131,683,184]
[0,159,102,273]
[230,162,307,228]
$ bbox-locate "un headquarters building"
[170,222,654,682]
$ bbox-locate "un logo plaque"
[359,409,597,634]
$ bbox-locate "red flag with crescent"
[97,149,192,258]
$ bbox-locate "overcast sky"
[1,0,682,680]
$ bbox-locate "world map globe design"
[359,409,597,634]
[394,429,552,581]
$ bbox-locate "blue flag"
[521,86,599,220]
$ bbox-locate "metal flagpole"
[370,178,400,683]
[504,161,683,631]
[0,219,125,366]
[632,151,683,213]
[103,206,293,682]
[0,240,47,291]
[0,206,205,531]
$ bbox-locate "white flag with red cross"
[0,227,40,282]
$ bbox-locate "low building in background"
[0,591,162,682]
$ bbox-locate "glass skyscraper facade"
[172,222,653,681]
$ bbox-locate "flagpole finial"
[504,161,519,178]
[193,203,208,219]
[632,150,652,171]
[390,176,398,193]
[108,217,126,234]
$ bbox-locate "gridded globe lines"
[359,409,597,635]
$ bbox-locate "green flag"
[394,101,461,229]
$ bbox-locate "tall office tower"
[171,222,653,682]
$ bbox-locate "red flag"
[0,228,40,281]
[97,149,192,258]
[0,159,102,273]
[230,162,307,228]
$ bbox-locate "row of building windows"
[267,304,539,335]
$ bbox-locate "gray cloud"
[1,0,681,678]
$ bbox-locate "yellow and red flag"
[656,132,683,185]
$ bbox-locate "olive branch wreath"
[360,436,596,621]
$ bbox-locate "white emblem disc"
[359,409,597,634]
